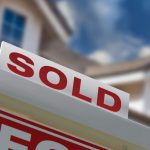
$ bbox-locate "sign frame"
[0,110,108,150]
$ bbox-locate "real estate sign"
[0,42,149,150]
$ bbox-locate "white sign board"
[0,42,129,118]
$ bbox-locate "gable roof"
[33,0,72,43]
[47,0,72,35]
[85,56,150,78]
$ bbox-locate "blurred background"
[0,0,150,126]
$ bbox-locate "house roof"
[46,0,72,35]
[85,56,150,78]
[33,0,72,43]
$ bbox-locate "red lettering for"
[97,87,121,112]
[7,52,34,78]
[39,66,67,90]
[72,77,92,103]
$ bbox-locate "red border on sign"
[0,110,108,150]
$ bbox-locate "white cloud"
[64,0,149,62]
[139,46,150,58]
[88,50,112,64]
[93,0,123,34]
[143,0,150,12]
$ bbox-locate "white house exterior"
[0,0,73,52]
[0,0,44,53]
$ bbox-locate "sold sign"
[0,42,129,118]
[0,110,109,150]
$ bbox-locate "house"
[0,0,97,73]
[85,56,150,126]
[0,0,70,52]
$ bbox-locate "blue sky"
[56,0,150,63]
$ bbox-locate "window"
[1,8,26,47]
